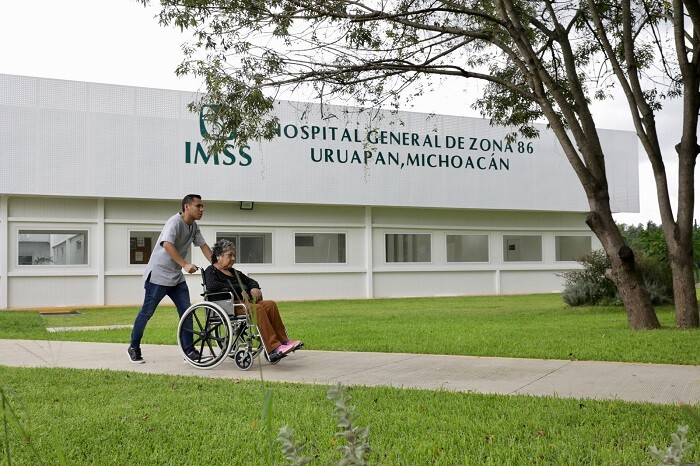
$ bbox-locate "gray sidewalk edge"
[1,339,699,405]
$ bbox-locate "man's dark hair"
[182,194,202,211]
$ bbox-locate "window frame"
[446,233,490,263]
[17,228,90,267]
[384,232,432,263]
[216,232,273,264]
[502,234,543,262]
[555,235,593,262]
[128,230,161,266]
[293,232,347,264]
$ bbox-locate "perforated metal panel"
[0,74,639,213]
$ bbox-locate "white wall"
[0,74,621,309]
[1,74,639,213]
[0,195,598,309]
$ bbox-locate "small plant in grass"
[278,383,370,466]
[278,425,312,466]
[1,386,66,465]
[649,424,696,465]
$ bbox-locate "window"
[130,231,160,265]
[295,233,346,263]
[295,235,314,247]
[18,230,88,265]
[217,233,272,264]
[447,234,489,262]
[385,233,431,263]
[503,235,542,262]
[555,235,592,261]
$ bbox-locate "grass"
[3,293,699,364]
[1,366,697,465]
[2,293,699,464]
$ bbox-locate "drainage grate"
[39,310,83,316]
[46,324,133,332]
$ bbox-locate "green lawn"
[4,293,699,364]
[2,293,699,464]
[1,367,696,465]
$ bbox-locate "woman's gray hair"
[211,239,235,264]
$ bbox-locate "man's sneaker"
[185,348,201,361]
[128,346,145,364]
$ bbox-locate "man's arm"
[200,244,213,264]
[162,241,198,273]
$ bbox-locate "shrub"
[636,253,674,305]
[561,249,673,306]
[560,250,619,306]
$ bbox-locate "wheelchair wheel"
[178,302,233,369]
[233,347,254,371]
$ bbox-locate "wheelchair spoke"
[179,302,235,369]
[190,310,206,332]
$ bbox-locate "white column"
[0,196,8,309]
[364,206,373,299]
[97,198,105,306]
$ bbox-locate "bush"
[560,250,619,306]
[561,249,674,306]
[636,253,674,305]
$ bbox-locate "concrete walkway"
[1,339,699,405]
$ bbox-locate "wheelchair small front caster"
[234,348,254,370]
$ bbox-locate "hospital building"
[0,74,640,309]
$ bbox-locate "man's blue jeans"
[130,279,193,350]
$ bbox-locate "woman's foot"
[268,347,289,362]
[277,341,301,355]
[282,340,304,350]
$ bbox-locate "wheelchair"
[176,269,279,370]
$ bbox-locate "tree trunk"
[654,145,698,328]
[669,255,699,328]
[665,1,699,328]
[586,210,661,329]
[669,145,700,327]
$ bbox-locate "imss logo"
[185,105,252,166]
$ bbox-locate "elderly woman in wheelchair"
[177,239,303,370]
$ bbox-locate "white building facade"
[0,74,639,309]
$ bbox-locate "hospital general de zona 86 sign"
[184,106,536,172]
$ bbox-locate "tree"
[621,220,700,284]
[619,221,676,303]
[588,1,699,328]
[141,0,698,328]
[664,0,700,328]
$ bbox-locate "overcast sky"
[2,0,695,226]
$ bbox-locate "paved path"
[1,339,699,405]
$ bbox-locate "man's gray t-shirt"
[143,213,206,286]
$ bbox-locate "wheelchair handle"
[185,265,203,276]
